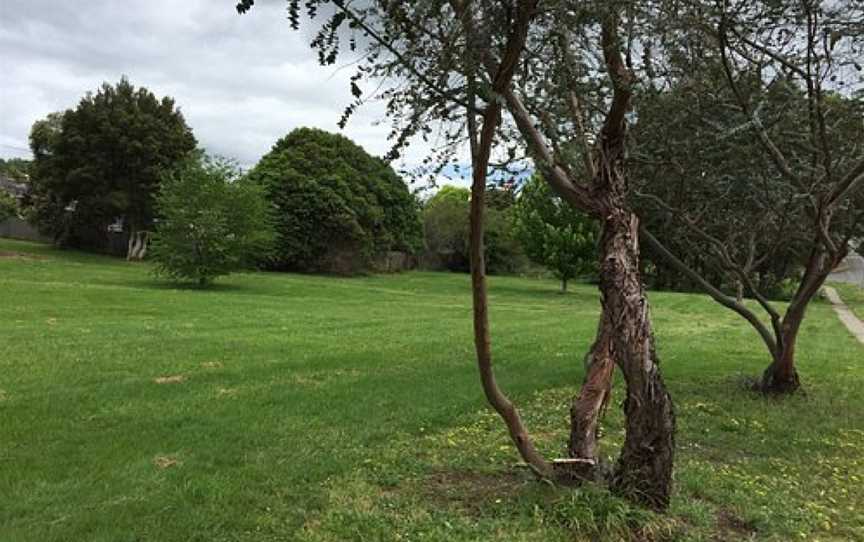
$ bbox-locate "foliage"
[422,186,470,271]
[422,185,524,274]
[0,158,32,182]
[0,191,17,222]
[513,174,598,291]
[246,127,422,273]
[633,70,863,298]
[2,237,863,541]
[150,156,275,286]
[26,78,196,252]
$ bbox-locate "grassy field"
[1,238,862,542]
[833,281,864,321]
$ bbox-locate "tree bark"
[568,316,614,475]
[759,247,838,394]
[601,211,676,512]
[561,277,568,293]
[126,229,149,261]
[760,323,802,394]
[460,1,553,478]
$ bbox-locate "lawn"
[833,281,864,322]
[1,238,862,542]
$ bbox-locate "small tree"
[513,175,598,292]
[150,156,274,286]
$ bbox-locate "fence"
[0,217,51,243]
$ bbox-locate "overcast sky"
[0,0,453,180]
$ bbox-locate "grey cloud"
[0,0,427,168]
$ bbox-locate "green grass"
[1,238,862,542]
[832,281,864,321]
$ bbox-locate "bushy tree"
[27,78,196,258]
[513,175,598,292]
[246,128,422,273]
[422,185,524,274]
[150,156,275,286]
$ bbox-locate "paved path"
[823,286,864,345]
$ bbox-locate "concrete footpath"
[823,286,864,345]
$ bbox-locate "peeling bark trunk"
[568,316,614,475]
[126,229,149,261]
[602,210,675,512]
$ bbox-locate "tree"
[150,155,275,286]
[634,0,864,394]
[423,186,471,271]
[246,128,422,274]
[422,185,524,274]
[513,174,598,292]
[26,79,196,259]
[238,0,676,510]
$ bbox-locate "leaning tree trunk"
[760,250,837,394]
[602,209,676,512]
[568,315,615,478]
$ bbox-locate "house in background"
[0,174,28,203]
[0,174,50,243]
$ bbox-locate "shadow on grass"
[489,282,599,304]
[112,278,263,295]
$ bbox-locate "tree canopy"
[26,78,196,256]
[246,127,422,274]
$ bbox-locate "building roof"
[0,175,28,198]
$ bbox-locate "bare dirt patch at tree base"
[713,508,758,541]
[421,468,530,515]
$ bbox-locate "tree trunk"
[126,229,149,261]
[561,277,568,293]
[602,211,676,512]
[759,298,808,394]
[568,316,614,478]
[760,332,801,394]
[759,251,835,394]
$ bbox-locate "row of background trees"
[8,79,604,284]
[10,72,860,296]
